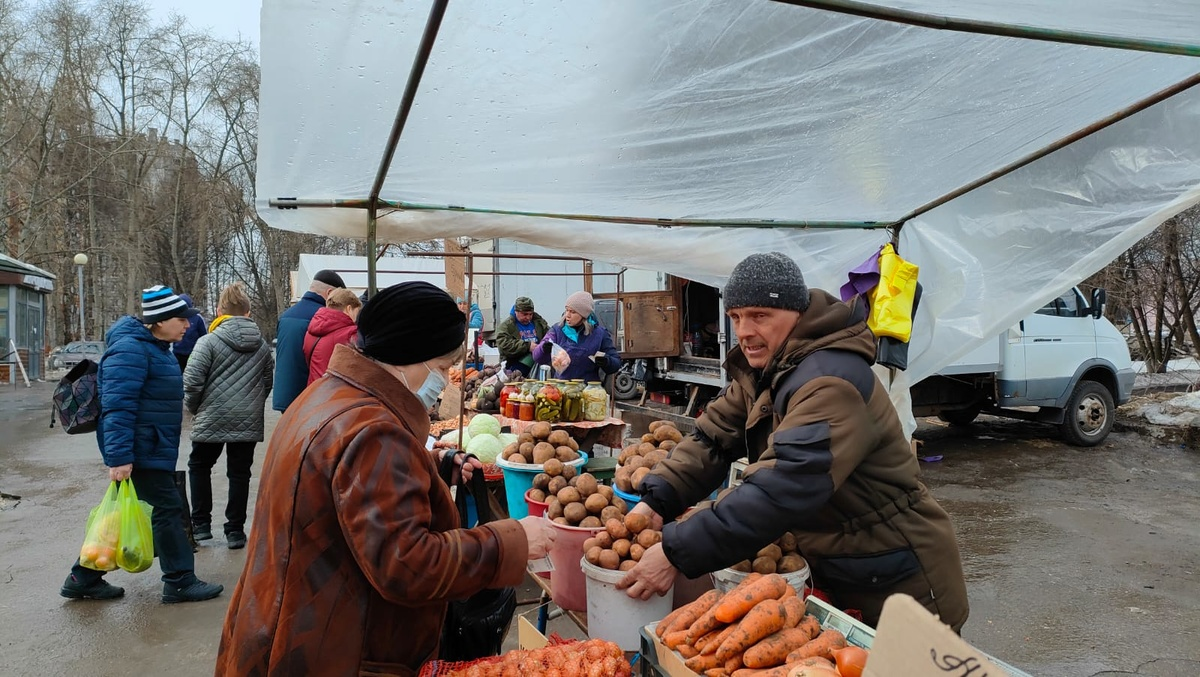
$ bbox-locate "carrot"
[684,653,725,673]
[731,665,793,677]
[701,624,740,655]
[678,643,700,659]
[796,614,821,640]
[657,606,688,638]
[686,604,727,645]
[726,654,744,672]
[713,574,789,623]
[742,628,820,668]
[664,629,691,649]
[704,670,730,677]
[785,629,848,663]
[793,656,837,670]
[693,627,726,653]
[663,589,721,637]
[780,584,798,599]
[715,599,788,663]
[781,597,805,629]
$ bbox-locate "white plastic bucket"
[580,557,675,651]
[710,561,812,597]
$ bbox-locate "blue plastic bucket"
[496,452,588,518]
[613,485,641,509]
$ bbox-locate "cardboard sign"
[518,615,549,650]
[865,594,1009,677]
[437,383,465,424]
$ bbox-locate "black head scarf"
[357,281,466,365]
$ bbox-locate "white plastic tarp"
[257,0,1200,385]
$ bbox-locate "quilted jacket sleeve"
[99,341,149,468]
[332,421,528,605]
[182,336,214,414]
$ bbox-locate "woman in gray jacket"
[183,282,274,549]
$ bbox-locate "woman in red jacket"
[304,288,362,385]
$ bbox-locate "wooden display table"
[527,560,588,636]
[498,415,627,451]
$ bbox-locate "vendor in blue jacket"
[273,269,345,412]
[532,291,621,382]
[60,285,224,604]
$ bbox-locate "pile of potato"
[614,420,683,494]
[531,471,629,528]
[729,532,808,575]
[582,512,663,572]
[501,421,581,465]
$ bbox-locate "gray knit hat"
[723,252,810,312]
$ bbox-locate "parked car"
[48,341,106,370]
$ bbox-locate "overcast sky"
[147,0,261,45]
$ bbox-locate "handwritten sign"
[865,594,1017,677]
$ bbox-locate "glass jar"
[518,393,535,422]
[499,383,520,418]
[535,383,563,422]
[561,381,584,422]
[582,382,608,421]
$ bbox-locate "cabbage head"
[440,428,472,450]
[466,434,504,463]
[467,413,502,438]
[498,433,519,448]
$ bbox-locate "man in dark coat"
[618,253,969,632]
[173,292,206,371]
[494,296,549,376]
[272,269,344,412]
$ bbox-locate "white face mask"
[402,362,447,409]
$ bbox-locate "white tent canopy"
[257,0,1200,384]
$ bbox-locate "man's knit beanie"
[723,252,810,312]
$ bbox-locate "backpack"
[51,359,102,434]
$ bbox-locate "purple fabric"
[531,322,621,381]
[840,247,883,301]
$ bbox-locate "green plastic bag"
[78,481,121,572]
[115,479,155,573]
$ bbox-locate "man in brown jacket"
[216,281,554,676]
[618,252,969,631]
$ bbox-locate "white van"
[910,287,1135,446]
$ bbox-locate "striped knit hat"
[141,285,199,323]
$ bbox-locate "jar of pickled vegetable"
[582,382,608,421]
[499,383,520,418]
[561,381,584,422]
[518,393,535,422]
[535,383,563,422]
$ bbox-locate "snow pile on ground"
[1132,390,1200,427]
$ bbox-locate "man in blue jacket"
[273,270,345,412]
[173,293,207,372]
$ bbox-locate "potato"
[585,493,608,515]
[778,554,808,574]
[560,463,577,480]
[543,458,564,477]
[623,512,650,534]
[528,488,547,503]
[605,518,630,540]
[631,467,650,491]
[576,474,599,497]
[636,529,661,548]
[618,446,638,464]
[612,539,632,558]
[502,442,520,459]
[597,485,614,501]
[548,430,572,447]
[564,502,588,524]
[658,440,677,452]
[637,442,658,456]
[610,496,628,513]
[779,531,798,553]
[732,559,753,573]
[648,420,671,433]
[585,545,603,565]
[623,455,645,472]
[556,446,578,462]
[557,487,582,505]
[533,442,557,464]
[594,532,614,549]
[508,454,528,465]
[598,549,620,570]
[566,437,579,452]
[568,475,579,487]
[532,473,551,490]
[615,472,633,493]
[752,556,778,574]
[530,421,552,440]
[757,544,783,562]
[579,516,602,528]
[640,433,655,444]
[547,476,568,496]
[519,441,536,458]
[654,426,683,443]
[600,505,624,524]
[582,537,603,552]
[619,559,638,572]
[547,498,564,520]
[518,432,536,446]
[629,543,645,562]
[553,517,569,525]
[643,451,666,468]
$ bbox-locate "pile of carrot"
[653,573,865,677]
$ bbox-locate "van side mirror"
[1090,288,1107,319]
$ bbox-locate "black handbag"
[437,452,518,661]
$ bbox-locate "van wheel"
[937,405,980,426]
[1059,380,1115,446]
[611,372,639,401]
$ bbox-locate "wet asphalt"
[1,380,1197,676]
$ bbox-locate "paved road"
[2,382,1198,676]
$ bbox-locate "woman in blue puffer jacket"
[60,285,224,605]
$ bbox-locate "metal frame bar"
[776,0,1200,57]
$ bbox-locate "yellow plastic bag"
[115,479,155,573]
[868,244,919,342]
[78,482,121,572]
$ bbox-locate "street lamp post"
[73,253,88,341]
